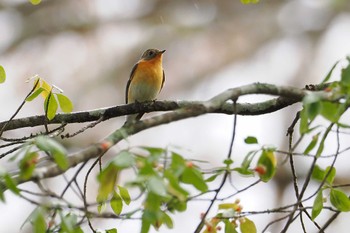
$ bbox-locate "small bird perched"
[125,48,166,123]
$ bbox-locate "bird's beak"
[160,50,166,54]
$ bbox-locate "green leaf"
[224,219,238,233]
[315,136,325,158]
[164,170,189,202]
[19,151,38,180]
[60,213,74,232]
[162,212,173,228]
[181,167,208,192]
[303,133,319,155]
[170,152,186,177]
[33,208,46,233]
[141,211,152,233]
[29,0,42,5]
[4,174,20,195]
[341,59,350,87]
[111,192,123,215]
[142,146,166,157]
[307,102,321,121]
[311,165,325,182]
[118,185,131,205]
[256,150,276,182]
[142,193,163,230]
[244,136,258,144]
[219,203,239,210]
[26,87,45,102]
[35,136,52,151]
[325,166,336,184]
[35,136,68,170]
[322,60,339,83]
[240,217,257,233]
[56,93,74,113]
[113,151,135,169]
[145,192,162,211]
[97,202,106,213]
[299,108,309,134]
[0,182,5,202]
[147,176,167,197]
[52,150,68,171]
[338,122,350,128]
[224,158,234,166]
[330,189,350,212]
[320,101,340,122]
[106,229,118,233]
[303,93,323,122]
[60,213,83,233]
[0,65,6,83]
[97,163,118,202]
[44,92,58,120]
[312,190,323,220]
[167,198,187,212]
[233,167,254,176]
[205,173,220,182]
[240,0,259,4]
[234,150,256,175]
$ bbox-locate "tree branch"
[7,83,333,187]
[0,83,318,132]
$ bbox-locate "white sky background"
[1,0,350,232]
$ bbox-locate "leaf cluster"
[233,136,277,183]
[311,165,350,220]
[96,147,208,233]
[0,136,68,199]
[299,57,350,223]
[204,200,257,233]
[26,76,73,120]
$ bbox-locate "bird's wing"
[126,63,138,104]
[160,69,165,91]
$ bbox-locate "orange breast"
[128,56,164,103]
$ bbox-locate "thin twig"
[83,153,106,233]
[60,162,88,200]
[194,101,237,233]
[281,123,334,232]
[0,79,40,136]
[319,211,340,231]
[217,179,261,200]
[61,116,104,139]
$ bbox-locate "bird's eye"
[148,50,155,56]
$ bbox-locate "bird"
[125,48,166,123]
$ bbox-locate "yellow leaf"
[29,0,42,5]
[41,79,52,98]
[0,65,6,83]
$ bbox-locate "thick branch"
[0,83,323,132]
[8,83,332,187]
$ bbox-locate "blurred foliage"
[97,147,208,232]
[299,58,350,221]
[22,207,84,233]
[0,65,5,83]
[204,199,257,233]
[240,0,259,4]
[29,0,41,5]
